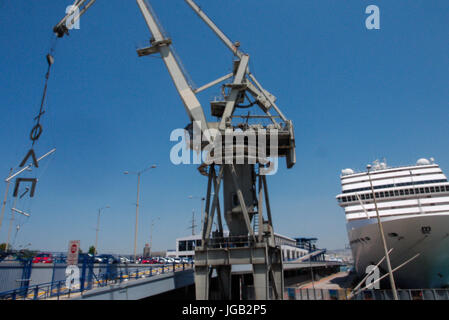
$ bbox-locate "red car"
[141,258,158,264]
[32,253,53,264]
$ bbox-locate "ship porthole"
[421,226,431,234]
[388,232,398,238]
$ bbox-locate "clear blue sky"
[0,0,448,254]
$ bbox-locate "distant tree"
[0,243,11,252]
[88,246,96,255]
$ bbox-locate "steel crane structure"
[52,0,296,300]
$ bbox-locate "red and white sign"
[67,240,80,265]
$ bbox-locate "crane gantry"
[52,0,296,300]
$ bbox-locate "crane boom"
[136,0,210,140]
[53,0,97,38]
[184,0,244,59]
[183,1,293,135]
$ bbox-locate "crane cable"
[10,35,60,243]
[30,36,58,147]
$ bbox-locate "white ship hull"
[337,159,449,289]
[347,213,449,288]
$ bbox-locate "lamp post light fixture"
[367,164,398,300]
[124,164,157,263]
[95,205,110,255]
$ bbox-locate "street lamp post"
[124,164,157,263]
[367,164,398,300]
[95,206,110,255]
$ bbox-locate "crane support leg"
[217,266,232,300]
[252,245,269,300]
[194,265,210,300]
[270,248,284,299]
[195,164,283,300]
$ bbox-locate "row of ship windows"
[350,237,371,245]
[338,185,449,203]
[342,179,447,194]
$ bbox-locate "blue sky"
[0,0,448,254]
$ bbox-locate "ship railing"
[340,163,439,178]
[284,287,449,300]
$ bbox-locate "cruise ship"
[336,158,449,288]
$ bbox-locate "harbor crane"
[53,0,296,300]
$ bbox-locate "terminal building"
[168,232,317,262]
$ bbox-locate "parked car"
[120,256,130,264]
[0,253,20,263]
[32,253,53,264]
[133,257,142,264]
[141,257,158,264]
[78,253,94,263]
[0,252,8,263]
[96,254,119,264]
[157,257,168,264]
[181,257,191,264]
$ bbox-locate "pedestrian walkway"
[299,271,356,290]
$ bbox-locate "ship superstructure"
[337,158,449,288]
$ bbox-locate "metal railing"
[203,236,256,249]
[0,262,193,300]
[352,288,449,300]
[285,287,449,300]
